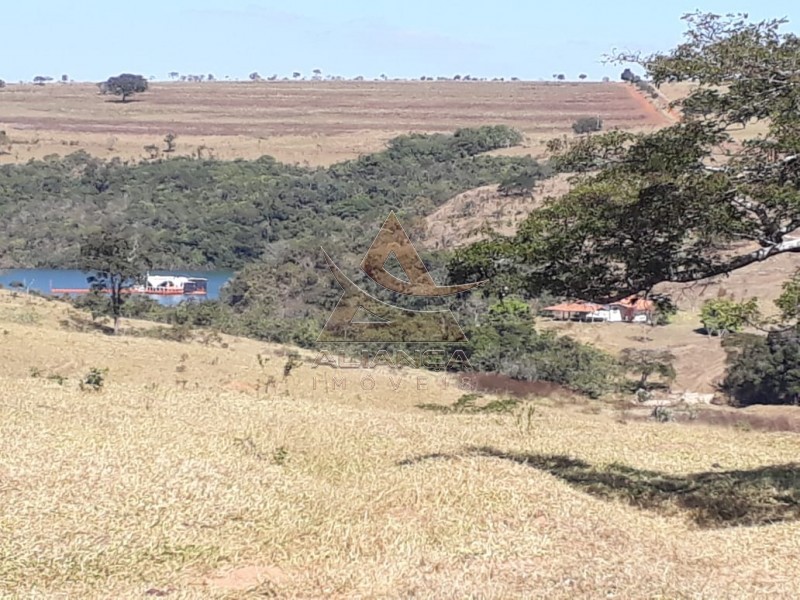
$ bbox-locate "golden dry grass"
[420,174,573,250]
[0,81,668,166]
[1,292,800,598]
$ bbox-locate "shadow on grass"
[398,448,800,528]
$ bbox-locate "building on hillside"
[541,301,603,321]
[614,296,655,323]
[542,296,655,323]
[587,305,624,322]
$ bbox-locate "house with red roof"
[542,295,654,323]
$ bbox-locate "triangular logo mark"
[350,306,390,324]
[383,251,411,283]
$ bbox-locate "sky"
[3,0,800,82]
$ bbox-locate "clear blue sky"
[4,0,799,82]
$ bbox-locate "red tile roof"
[614,295,655,311]
[544,295,654,314]
[543,302,603,313]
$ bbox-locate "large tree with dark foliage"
[104,73,148,102]
[449,12,800,303]
[722,330,800,406]
[718,274,800,405]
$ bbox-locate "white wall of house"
[587,308,623,322]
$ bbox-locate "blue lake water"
[0,269,234,306]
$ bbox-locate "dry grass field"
[420,174,574,250]
[1,292,800,598]
[0,81,668,166]
[657,82,772,142]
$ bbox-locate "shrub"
[81,367,107,391]
[651,406,673,422]
[466,299,617,398]
[417,393,521,414]
[700,298,759,336]
[73,290,112,322]
[572,117,603,134]
[498,161,553,196]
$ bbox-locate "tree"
[579,73,587,80]
[249,72,261,81]
[620,68,636,82]
[619,348,676,390]
[104,73,148,102]
[0,80,5,89]
[61,74,68,83]
[556,74,565,81]
[292,72,301,80]
[33,75,52,85]
[163,133,177,153]
[168,72,179,80]
[78,232,150,334]
[448,13,800,304]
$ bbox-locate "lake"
[0,269,234,306]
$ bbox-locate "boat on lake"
[51,274,208,296]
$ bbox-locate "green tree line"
[0,125,533,269]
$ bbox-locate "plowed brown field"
[0,81,669,165]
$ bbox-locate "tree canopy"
[104,73,148,102]
[449,12,800,303]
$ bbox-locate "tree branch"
[672,237,800,283]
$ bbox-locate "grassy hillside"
[1,291,799,598]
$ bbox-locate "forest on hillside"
[0,126,540,269]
